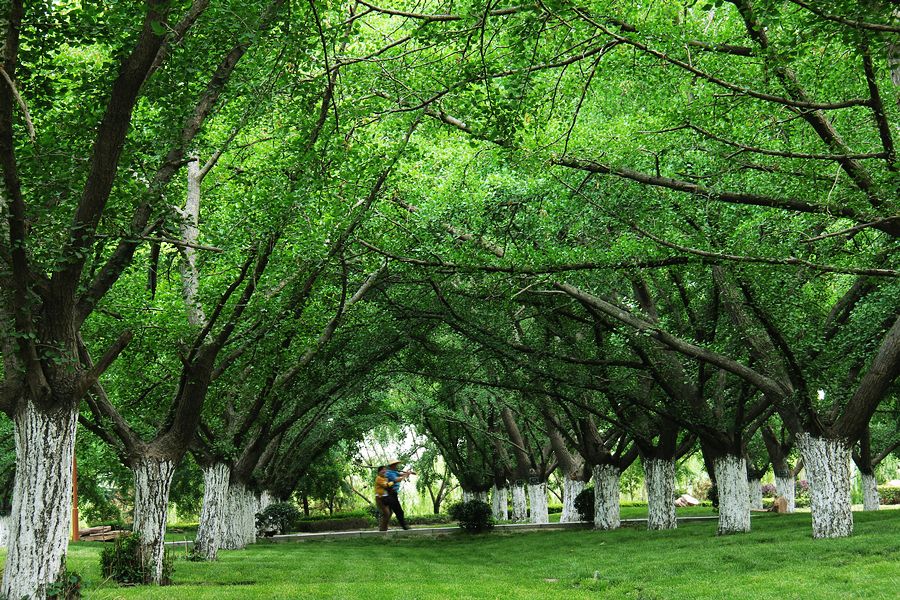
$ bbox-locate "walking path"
[164,516,724,547]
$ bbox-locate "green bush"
[574,487,594,521]
[877,486,900,505]
[295,517,375,532]
[99,533,173,585]
[256,502,302,536]
[406,514,452,525]
[448,500,494,533]
[297,509,372,522]
[46,570,82,599]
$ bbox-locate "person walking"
[384,459,412,530]
[374,465,394,531]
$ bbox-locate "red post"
[72,455,80,542]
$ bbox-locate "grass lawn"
[4,510,899,599]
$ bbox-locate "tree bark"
[861,472,880,511]
[1,402,77,599]
[593,464,621,530]
[644,458,677,530]
[220,482,258,549]
[797,433,853,538]
[491,485,508,521]
[714,454,751,534]
[132,457,176,584]
[527,482,549,524]
[748,478,763,510]
[510,481,528,522]
[560,478,586,523]
[194,462,229,561]
[774,476,796,513]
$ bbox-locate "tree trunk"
[510,481,528,522]
[132,457,176,584]
[748,478,763,510]
[1,402,77,599]
[797,433,853,538]
[0,515,9,547]
[714,454,751,534]
[593,464,621,530]
[528,482,549,524]
[491,485,508,521]
[258,490,275,512]
[194,462,229,561]
[644,458,677,530]
[462,490,474,503]
[861,472,880,511]
[220,483,259,550]
[560,478,586,523]
[775,475,796,513]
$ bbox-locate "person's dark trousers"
[385,491,409,529]
[376,496,392,531]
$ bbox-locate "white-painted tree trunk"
[714,455,751,535]
[179,158,207,327]
[0,515,9,547]
[1,402,77,599]
[194,463,230,561]
[528,482,549,524]
[775,475,796,513]
[462,490,487,503]
[593,464,621,530]
[644,458,677,530]
[258,490,275,512]
[510,482,528,522]
[491,485,508,521]
[861,473,880,511]
[132,457,176,584]
[220,483,259,550]
[560,478,586,523]
[748,478,763,510]
[797,433,853,538]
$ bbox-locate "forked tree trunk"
[644,458,676,530]
[748,478,763,510]
[714,455,751,534]
[1,402,77,599]
[797,433,853,538]
[510,482,528,522]
[593,464,621,530]
[528,482,549,524]
[861,473,880,511]
[220,483,259,549]
[491,485,508,521]
[132,457,176,584]
[194,463,230,561]
[775,475,796,513]
[560,478,585,523]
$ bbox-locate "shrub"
[406,514,452,526]
[877,486,900,505]
[295,517,375,533]
[256,502,302,536]
[548,505,563,515]
[99,533,173,585]
[574,487,594,521]
[46,570,81,599]
[761,483,777,498]
[448,500,494,533]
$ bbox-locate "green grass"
[3,510,899,599]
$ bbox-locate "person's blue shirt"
[386,468,402,494]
